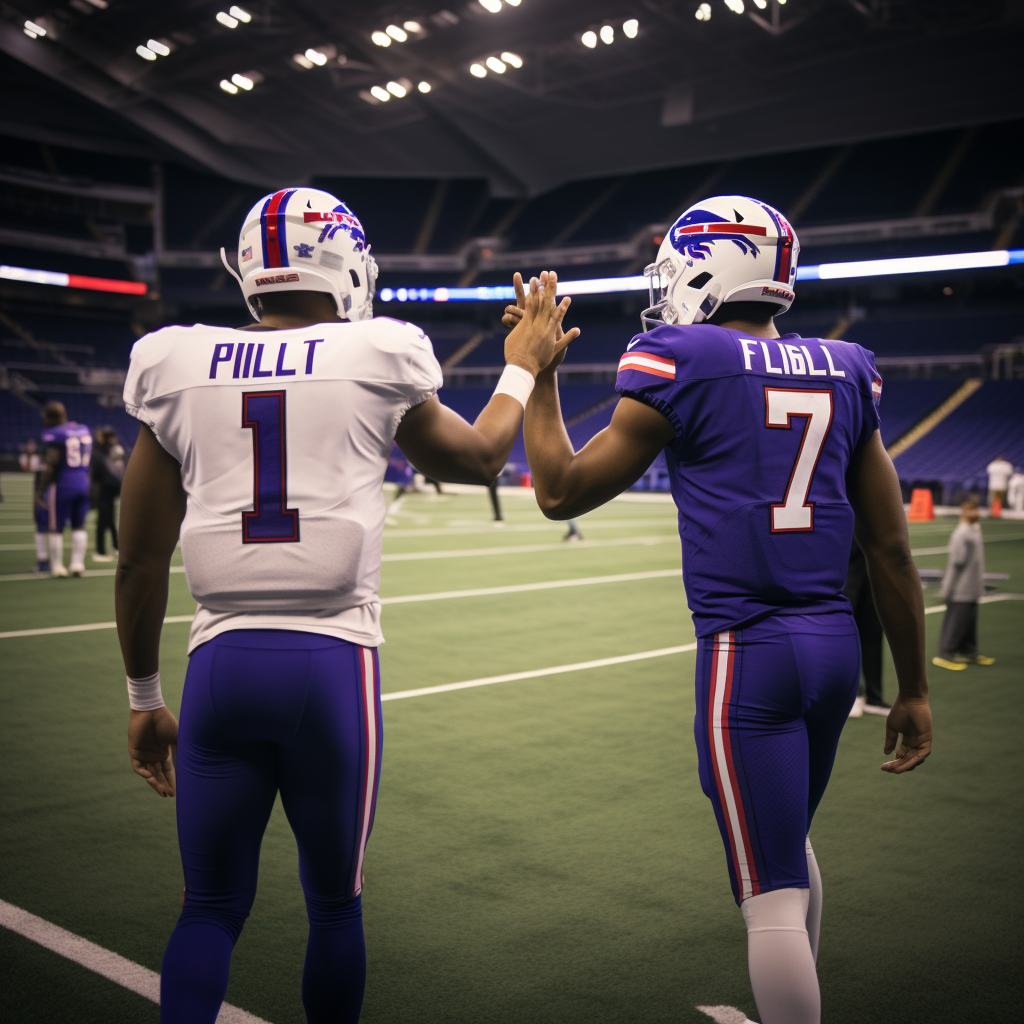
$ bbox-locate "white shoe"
[70,565,85,577]
[863,701,891,716]
[92,553,114,562]
[51,563,69,578]
[848,695,865,718]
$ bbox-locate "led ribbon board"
[0,265,148,295]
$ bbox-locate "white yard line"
[382,517,675,538]
[911,533,1024,556]
[0,537,679,583]
[0,898,271,1024]
[0,544,36,551]
[0,525,34,532]
[697,1007,750,1023]
[0,570,683,638]
[382,644,699,701]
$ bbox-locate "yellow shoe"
[932,656,967,671]
[971,654,996,666]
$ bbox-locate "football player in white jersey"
[113,188,577,1024]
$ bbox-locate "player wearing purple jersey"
[510,196,932,1024]
[36,401,92,577]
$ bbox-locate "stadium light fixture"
[470,63,487,77]
[1,263,148,295]
[216,11,239,28]
[231,73,254,90]
[370,85,391,102]
[724,0,745,12]
[229,5,251,22]
[418,81,431,93]
[136,45,157,60]
[220,78,239,93]
[304,48,328,66]
[695,4,712,20]
[501,51,523,68]
[479,0,503,12]
[293,53,315,69]
[371,31,391,46]
[147,39,171,56]
[386,80,407,97]
[507,0,522,6]
[485,56,507,73]
[582,30,598,48]
[753,0,767,8]
[385,24,407,42]
[24,19,46,38]
[623,19,639,38]
[404,21,423,33]
[600,25,615,44]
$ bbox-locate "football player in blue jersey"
[36,401,93,577]
[509,196,932,1024]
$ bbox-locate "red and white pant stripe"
[353,646,379,897]
[708,631,760,901]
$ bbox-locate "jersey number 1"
[242,391,300,543]
[764,387,833,532]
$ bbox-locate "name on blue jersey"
[739,339,846,378]
[208,339,324,380]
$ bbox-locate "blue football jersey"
[616,325,882,637]
[41,422,93,490]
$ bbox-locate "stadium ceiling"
[1,0,1022,197]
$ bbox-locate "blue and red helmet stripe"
[260,189,296,269]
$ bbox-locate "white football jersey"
[124,317,442,652]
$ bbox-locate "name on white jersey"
[738,339,846,378]
[208,339,324,380]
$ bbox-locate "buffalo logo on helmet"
[303,204,367,252]
[671,208,764,261]
[293,243,316,259]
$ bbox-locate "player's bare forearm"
[396,271,579,485]
[395,394,525,484]
[115,424,186,678]
[526,390,675,519]
[849,432,928,699]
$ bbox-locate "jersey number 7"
[764,387,834,532]
[242,391,300,543]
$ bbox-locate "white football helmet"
[642,195,799,331]
[221,187,377,322]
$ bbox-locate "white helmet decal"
[222,187,378,322]
[642,195,799,331]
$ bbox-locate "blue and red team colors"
[40,421,92,531]
[616,324,882,903]
[162,630,382,1022]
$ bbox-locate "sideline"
[382,644,700,701]
[0,898,270,1023]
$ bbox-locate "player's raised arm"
[395,271,578,484]
[114,423,186,797]
[847,430,933,774]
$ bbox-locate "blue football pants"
[694,613,860,904]
[161,630,382,1024]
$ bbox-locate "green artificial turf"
[1,472,1021,1023]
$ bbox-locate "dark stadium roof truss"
[0,1,1022,198]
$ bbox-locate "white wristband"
[127,671,165,711]
[493,364,536,410]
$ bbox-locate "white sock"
[48,533,64,568]
[805,836,822,963]
[741,888,820,1024]
[35,533,48,561]
[70,529,88,571]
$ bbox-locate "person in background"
[843,539,889,716]
[933,496,995,670]
[91,427,125,562]
[985,453,1013,508]
[1007,466,1024,512]
[20,438,49,572]
[36,401,92,577]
